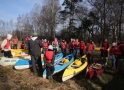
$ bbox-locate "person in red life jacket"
[52,38,58,55]
[109,42,117,69]
[42,39,49,54]
[25,35,32,49]
[80,41,85,57]
[60,40,67,57]
[12,36,18,49]
[116,39,124,76]
[100,39,109,65]
[68,38,74,54]
[73,39,80,59]
[85,41,94,65]
[28,32,43,76]
[1,34,13,58]
[44,45,55,81]
[20,42,25,49]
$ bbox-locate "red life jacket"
[74,41,80,48]
[45,51,54,63]
[86,43,93,53]
[53,41,57,46]
[60,42,66,49]
[80,42,85,50]
[102,42,109,49]
[109,46,116,55]
[4,39,10,49]
[25,37,30,42]
[69,41,74,49]
[116,44,122,55]
[43,42,48,49]
[21,43,25,49]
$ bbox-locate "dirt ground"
[0,41,124,90]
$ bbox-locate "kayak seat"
[59,62,64,65]
[71,64,81,68]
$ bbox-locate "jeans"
[61,48,66,57]
[73,49,78,59]
[111,55,116,68]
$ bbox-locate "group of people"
[1,33,124,81]
[100,39,124,77]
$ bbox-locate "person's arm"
[51,51,55,64]
[27,41,30,55]
[1,39,7,50]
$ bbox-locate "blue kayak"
[14,52,63,70]
[43,54,74,78]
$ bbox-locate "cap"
[32,32,38,37]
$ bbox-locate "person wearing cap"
[44,45,55,81]
[28,32,43,75]
[1,34,13,58]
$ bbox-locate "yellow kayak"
[62,55,88,82]
[11,48,42,57]
[95,47,110,51]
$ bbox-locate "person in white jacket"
[1,34,13,58]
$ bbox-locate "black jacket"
[28,37,42,56]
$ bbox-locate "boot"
[48,75,53,82]
[48,76,51,81]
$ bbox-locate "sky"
[0,0,64,22]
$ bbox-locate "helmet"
[44,39,47,42]
[7,34,12,40]
[48,45,53,50]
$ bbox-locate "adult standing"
[25,35,32,49]
[28,32,43,75]
[109,42,117,69]
[73,39,80,59]
[1,34,13,58]
[80,41,85,57]
[42,39,49,54]
[12,36,18,49]
[68,38,74,54]
[44,45,55,81]
[85,41,94,65]
[52,38,58,55]
[116,39,124,76]
[60,40,67,57]
[100,39,109,65]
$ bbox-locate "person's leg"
[4,51,8,57]
[55,48,57,55]
[31,55,37,74]
[49,66,55,81]
[8,51,13,58]
[37,56,43,75]
[46,66,51,80]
